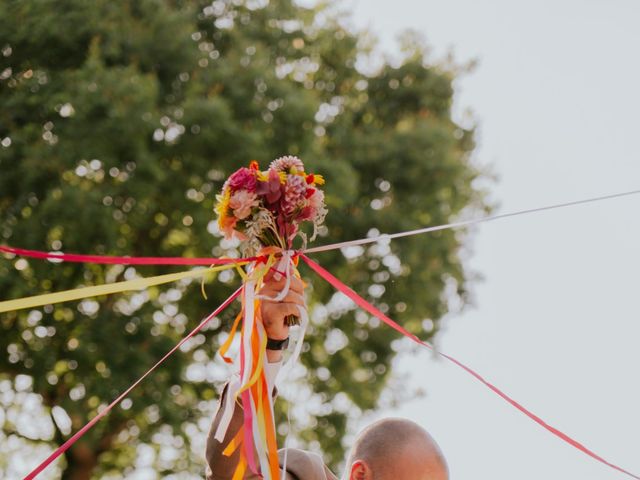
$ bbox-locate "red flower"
[228,167,257,192]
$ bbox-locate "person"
[205,273,449,480]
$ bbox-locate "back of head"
[345,418,448,480]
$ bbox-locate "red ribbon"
[300,254,640,480]
[0,245,258,266]
[24,286,243,480]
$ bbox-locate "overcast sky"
[344,1,640,479]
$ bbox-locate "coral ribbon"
[0,263,246,313]
[300,254,640,480]
[24,286,243,480]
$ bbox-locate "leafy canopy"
[0,0,487,478]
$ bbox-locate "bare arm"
[205,274,306,479]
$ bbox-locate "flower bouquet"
[215,155,327,254]
[215,156,327,325]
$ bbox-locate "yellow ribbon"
[222,427,244,457]
[0,263,246,313]
[219,311,243,363]
[231,454,247,480]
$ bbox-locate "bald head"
[345,418,448,480]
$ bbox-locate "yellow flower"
[215,188,231,227]
[312,174,325,185]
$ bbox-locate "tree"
[0,0,487,477]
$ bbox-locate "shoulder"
[278,448,338,480]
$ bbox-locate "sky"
[342,1,640,479]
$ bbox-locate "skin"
[259,275,449,480]
[258,270,305,362]
[344,418,449,480]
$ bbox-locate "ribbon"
[25,285,243,480]
[0,245,259,265]
[0,263,246,313]
[6,189,640,264]
[214,251,305,480]
[300,254,640,480]
[17,249,639,479]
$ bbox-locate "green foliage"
[0,0,488,477]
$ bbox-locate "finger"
[261,291,305,308]
[289,275,305,294]
[264,265,295,282]
[263,268,280,283]
[283,291,305,307]
[260,274,304,296]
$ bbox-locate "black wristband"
[266,337,290,350]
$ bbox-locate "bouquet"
[215,155,327,255]
[215,156,326,326]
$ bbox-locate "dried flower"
[270,155,305,173]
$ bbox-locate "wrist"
[266,349,283,362]
[266,337,289,363]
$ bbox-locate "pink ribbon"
[300,254,640,480]
[0,245,259,266]
[24,286,243,480]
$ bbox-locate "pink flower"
[270,155,305,173]
[227,167,257,192]
[308,188,325,211]
[281,174,307,216]
[299,189,325,221]
[229,190,259,219]
[256,168,282,204]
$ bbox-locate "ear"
[349,460,372,480]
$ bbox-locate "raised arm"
[205,273,306,480]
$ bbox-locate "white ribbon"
[213,279,256,443]
[278,304,309,479]
[276,304,309,385]
[303,189,640,253]
[213,374,241,442]
[213,253,306,459]
[256,250,295,303]
[241,280,256,388]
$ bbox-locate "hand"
[259,270,306,343]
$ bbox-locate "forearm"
[205,358,282,479]
[266,349,283,363]
[205,379,244,480]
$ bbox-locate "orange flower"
[219,215,239,239]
